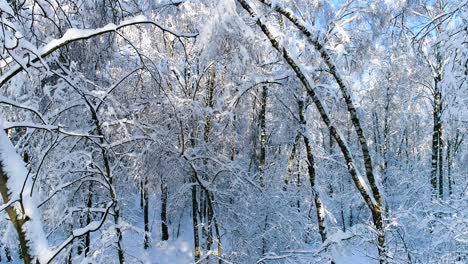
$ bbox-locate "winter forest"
[0,0,467,263]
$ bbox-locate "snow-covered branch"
[0,15,197,87]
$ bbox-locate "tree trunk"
[190,168,223,263]
[259,85,268,188]
[446,139,452,196]
[438,130,444,199]
[206,191,214,253]
[0,157,33,264]
[110,181,125,264]
[297,99,328,243]
[210,194,223,264]
[140,179,144,209]
[85,182,93,256]
[161,183,169,241]
[90,105,125,264]
[144,176,150,249]
[191,173,201,262]
[447,130,464,197]
[283,132,301,190]
[431,77,442,198]
[201,68,218,258]
[382,85,391,184]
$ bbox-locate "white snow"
[0,0,14,15]
[325,230,373,264]
[0,118,53,263]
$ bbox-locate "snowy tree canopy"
[0,0,467,263]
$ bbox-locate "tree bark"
[438,129,444,199]
[161,183,169,241]
[85,182,93,256]
[144,176,150,249]
[431,76,442,198]
[259,85,268,188]
[446,139,452,196]
[283,132,301,190]
[191,174,201,262]
[297,99,328,243]
[206,191,214,253]
[0,164,33,264]
[140,179,144,209]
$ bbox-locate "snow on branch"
[0,122,52,262]
[0,15,197,87]
[0,96,47,124]
[46,201,114,263]
[3,121,102,138]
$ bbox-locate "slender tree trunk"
[382,85,391,184]
[373,111,381,155]
[191,172,201,262]
[431,77,442,198]
[202,69,218,258]
[144,176,150,249]
[436,77,444,201]
[205,191,214,254]
[304,136,327,243]
[190,169,223,263]
[187,97,202,262]
[140,179,144,209]
[161,183,169,241]
[98,146,124,264]
[283,132,301,190]
[446,140,452,196]
[85,182,93,256]
[91,109,125,264]
[210,193,223,264]
[110,178,125,264]
[447,130,464,197]
[297,99,328,243]
[259,86,268,187]
[258,85,269,257]
[438,131,444,199]
[381,86,391,214]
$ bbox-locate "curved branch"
[95,67,143,112]
[0,96,47,124]
[0,15,197,87]
[2,121,102,138]
[45,201,114,264]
